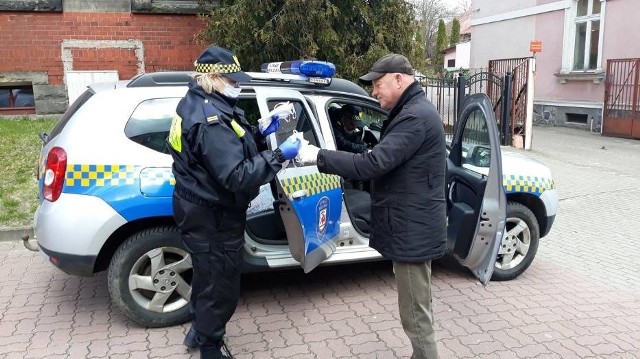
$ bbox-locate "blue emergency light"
[261,61,336,78]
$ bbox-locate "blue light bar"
[261,61,336,78]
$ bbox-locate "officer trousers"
[393,261,439,359]
[173,192,246,346]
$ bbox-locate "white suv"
[32,65,557,327]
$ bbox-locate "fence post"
[501,72,513,146]
[524,57,535,149]
[455,73,466,128]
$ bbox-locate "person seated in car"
[332,104,367,154]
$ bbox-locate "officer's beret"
[194,46,251,83]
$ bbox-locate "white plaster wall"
[455,42,471,69]
[470,16,535,68]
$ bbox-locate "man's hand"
[297,142,320,164]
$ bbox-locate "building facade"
[469,0,640,133]
[0,0,210,115]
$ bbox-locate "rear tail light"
[43,147,67,202]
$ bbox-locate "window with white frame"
[562,0,605,72]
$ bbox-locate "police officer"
[167,46,300,359]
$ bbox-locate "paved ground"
[1,126,640,358]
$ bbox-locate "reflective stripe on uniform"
[168,114,182,152]
[229,119,245,138]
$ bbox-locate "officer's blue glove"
[258,102,294,136]
[274,136,301,163]
[258,114,280,137]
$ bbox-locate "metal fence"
[421,57,532,146]
[603,58,640,139]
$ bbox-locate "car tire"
[107,226,193,327]
[491,202,540,281]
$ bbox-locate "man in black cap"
[167,45,301,359]
[298,53,446,358]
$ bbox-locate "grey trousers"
[393,261,438,359]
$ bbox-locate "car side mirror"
[470,145,491,168]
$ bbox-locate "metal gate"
[490,58,530,146]
[603,59,640,139]
[422,76,457,136]
[422,57,531,146]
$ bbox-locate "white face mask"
[216,77,241,98]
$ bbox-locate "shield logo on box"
[317,196,329,239]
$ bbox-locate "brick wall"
[0,11,205,85]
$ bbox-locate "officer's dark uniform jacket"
[317,81,447,262]
[169,80,282,210]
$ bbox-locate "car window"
[326,101,384,152]
[237,98,261,126]
[125,98,181,153]
[125,97,263,154]
[267,99,319,167]
[461,109,491,175]
[358,106,387,130]
[47,89,94,143]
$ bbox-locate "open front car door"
[254,88,343,273]
[446,93,507,284]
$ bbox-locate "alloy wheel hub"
[152,269,178,292]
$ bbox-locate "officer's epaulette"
[202,101,223,123]
[202,100,245,138]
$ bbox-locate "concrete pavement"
[1,125,640,358]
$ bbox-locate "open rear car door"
[254,87,343,273]
[446,93,507,284]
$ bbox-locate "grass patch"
[0,117,58,228]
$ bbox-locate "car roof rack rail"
[127,72,193,88]
[125,71,370,97]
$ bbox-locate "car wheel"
[107,226,193,327]
[491,202,540,281]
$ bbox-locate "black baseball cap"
[194,46,251,83]
[359,53,414,84]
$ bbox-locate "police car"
[32,61,557,327]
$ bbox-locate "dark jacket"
[317,82,447,262]
[168,80,282,209]
[332,121,367,154]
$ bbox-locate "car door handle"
[291,190,307,199]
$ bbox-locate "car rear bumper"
[34,194,127,271]
[39,243,97,276]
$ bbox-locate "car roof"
[122,71,371,98]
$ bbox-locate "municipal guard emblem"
[317,196,329,239]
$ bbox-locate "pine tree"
[450,18,460,47]
[435,19,447,69]
[196,0,426,82]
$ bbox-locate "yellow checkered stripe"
[65,164,140,187]
[140,168,176,186]
[195,62,241,74]
[503,174,555,195]
[280,173,341,199]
